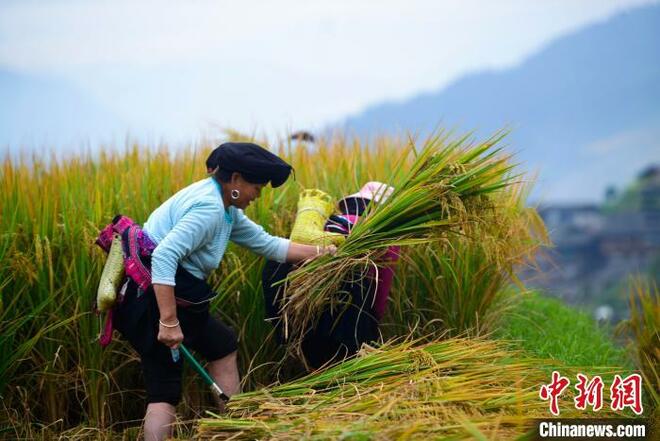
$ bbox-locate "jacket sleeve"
[230,209,290,263]
[150,200,221,285]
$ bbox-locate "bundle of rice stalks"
[197,337,614,440]
[279,131,518,349]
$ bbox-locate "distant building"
[539,204,604,238]
[526,165,660,318]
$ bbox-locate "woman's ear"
[231,172,242,184]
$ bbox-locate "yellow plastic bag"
[290,189,345,246]
[96,233,125,312]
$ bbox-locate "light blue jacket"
[143,177,290,286]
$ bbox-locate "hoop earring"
[231,189,240,200]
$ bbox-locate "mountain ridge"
[340,4,660,202]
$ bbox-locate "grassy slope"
[494,291,632,369]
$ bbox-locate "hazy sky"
[0,0,656,141]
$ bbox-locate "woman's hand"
[158,320,184,349]
[319,244,337,256]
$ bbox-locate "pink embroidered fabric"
[95,215,156,347]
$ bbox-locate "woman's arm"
[230,211,290,262]
[286,242,336,262]
[153,283,184,349]
[149,201,220,349]
[230,210,329,261]
[231,209,336,263]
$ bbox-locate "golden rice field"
[0,131,655,440]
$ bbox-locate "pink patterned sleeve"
[372,246,400,320]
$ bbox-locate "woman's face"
[230,173,265,210]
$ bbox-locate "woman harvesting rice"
[262,182,399,369]
[113,142,334,441]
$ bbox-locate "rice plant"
[616,277,660,414]
[0,129,555,437]
[384,180,548,339]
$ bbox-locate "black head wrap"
[206,142,293,188]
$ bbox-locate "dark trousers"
[113,261,237,405]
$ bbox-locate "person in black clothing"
[262,182,395,369]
